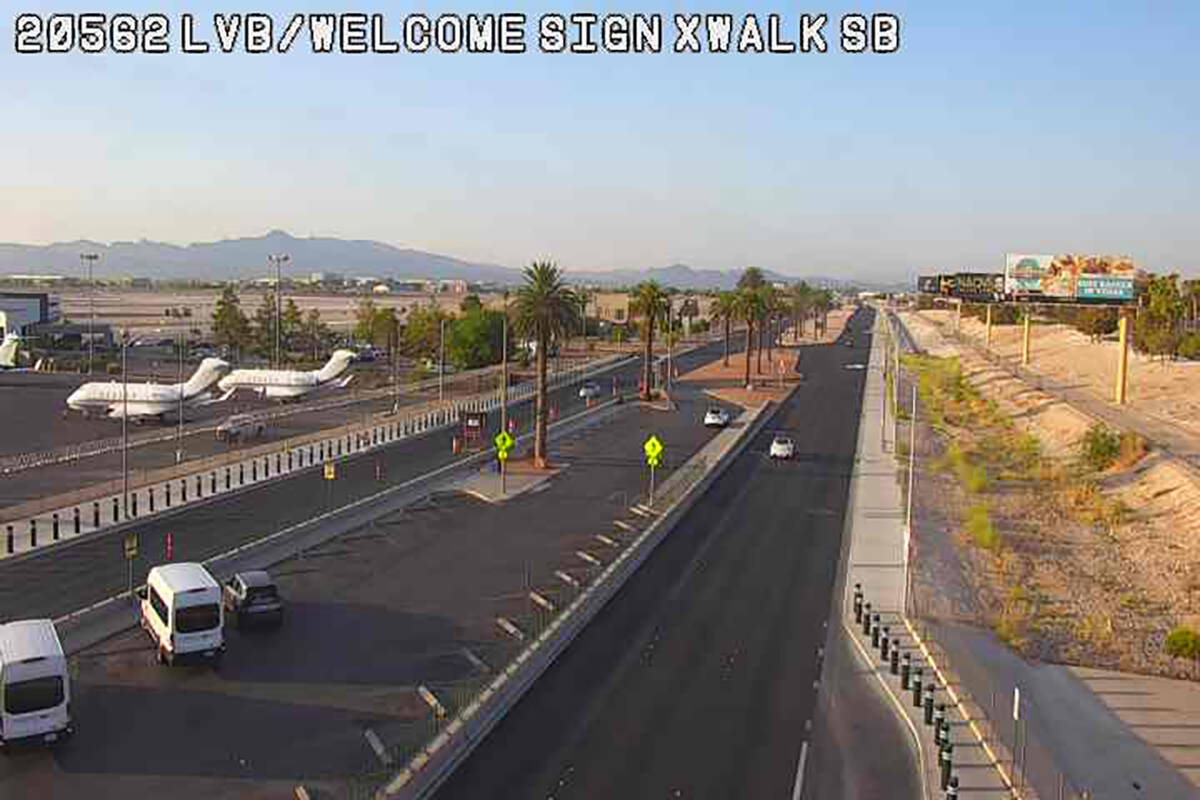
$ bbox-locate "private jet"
[216,349,356,401]
[65,357,231,421]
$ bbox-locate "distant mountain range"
[0,230,870,291]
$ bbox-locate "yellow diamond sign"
[644,435,663,460]
[495,431,514,452]
[324,462,336,480]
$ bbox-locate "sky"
[2,1,1198,281]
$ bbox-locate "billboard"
[955,273,1005,301]
[917,275,940,294]
[1006,254,1136,302]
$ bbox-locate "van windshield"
[175,603,220,633]
[4,675,65,715]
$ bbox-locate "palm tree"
[513,261,579,468]
[791,281,813,340]
[761,285,783,366]
[734,288,763,387]
[811,289,834,336]
[737,266,766,292]
[709,292,738,366]
[629,281,670,400]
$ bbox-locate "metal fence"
[884,311,1093,800]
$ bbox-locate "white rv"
[139,563,225,666]
[0,619,72,748]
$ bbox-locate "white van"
[0,619,73,749]
[138,563,225,666]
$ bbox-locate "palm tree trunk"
[723,317,730,366]
[641,315,654,400]
[756,321,764,374]
[743,320,753,387]
[534,334,548,467]
[766,316,774,362]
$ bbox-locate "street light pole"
[666,297,674,391]
[439,317,446,403]
[176,331,184,464]
[80,252,99,374]
[268,254,290,369]
[121,332,129,520]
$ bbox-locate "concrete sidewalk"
[842,311,1014,799]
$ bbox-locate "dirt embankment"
[901,312,1200,678]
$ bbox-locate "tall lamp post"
[268,253,290,369]
[121,331,129,520]
[439,316,446,403]
[501,290,509,496]
[80,252,99,374]
[176,331,185,464]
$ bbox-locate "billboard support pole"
[955,301,962,331]
[985,304,993,348]
[1115,313,1129,405]
[1022,312,1031,366]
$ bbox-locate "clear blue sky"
[3,1,1197,280]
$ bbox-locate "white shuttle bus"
[139,563,225,666]
[0,619,73,749]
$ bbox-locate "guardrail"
[355,399,777,800]
[0,355,635,554]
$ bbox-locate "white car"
[579,382,601,399]
[769,435,795,460]
[704,407,731,428]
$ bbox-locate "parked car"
[222,571,284,629]
[769,435,795,460]
[579,382,601,399]
[216,414,265,443]
[704,407,731,428]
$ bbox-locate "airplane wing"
[197,387,238,405]
[337,375,355,389]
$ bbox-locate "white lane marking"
[529,591,556,612]
[614,520,635,532]
[596,533,618,548]
[556,570,580,588]
[791,740,809,800]
[575,550,601,566]
[364,727,393,766]
[418,685,447,718]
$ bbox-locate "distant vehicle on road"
[704,407,731,428]
[216,414,266,443]
[222,571,284,629]
[769,435,795,460]
[0,619,73,749]
[138,563,224,667]
[579,382,601,399]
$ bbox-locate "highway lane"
[434,309,916,800]
[0,355,740,799]
[0,337,738,624]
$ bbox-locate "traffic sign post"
[124,532,138,601]
[495,430,515,495]
[323,461,336,518]
[644,435,664,506]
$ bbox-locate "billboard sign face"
[1006,254,1136,302]
[917,275,940,294]
[955,273,1005,301]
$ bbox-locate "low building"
[0,291,61,338]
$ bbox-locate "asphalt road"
[0,343,741,799]
[0,337,737,624]
[434,309,914,800]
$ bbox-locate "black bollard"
[131,492,138,517]
[940,743,953,790]
[6,524,13,555]
[946,775,958,800]
[881,627,890,658]
[862,603,873,635]
[93,501,100,528]
[934,704,946,743]
[73,507,80,535]
[30,519,37,548]
[890,642,900,675]
[53,513,60,541]
[912,667,923,707]
[901,653,912,689]
[112,497,119,522]
[924,686,935,725]
[871,619,881,649]
[853,583,863,623]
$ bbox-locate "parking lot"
[0,356,740,799]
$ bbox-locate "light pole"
[439,316,446,403]
[666,296,674,391]
[176,331,184,464]
[501,291,509,496]
[121,332,129,520]
[268,254,290,369]
[80,252,99,374]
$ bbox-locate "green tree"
[791,281,813,338]
[354,298,379,345]
[448,308,506,370]
[513,261,579,467]
[1134,274,1185,362]
[251,290,280,357]
[709,292,738,366]
[737,267,766,291]
[299,308,330,361]
[734,288,765,387]
[629,281,670,400]
[211,285,251,358]
[1073,307,1119,343]
[403,305,451,361]
[459,294,483,314]
[281,299,304,356]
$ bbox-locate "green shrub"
[960,462,989,494]
[965,503,1001,550]
[1165,626,1200,660]
[1179,333,1200,361]
[1080,424,1121,471]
